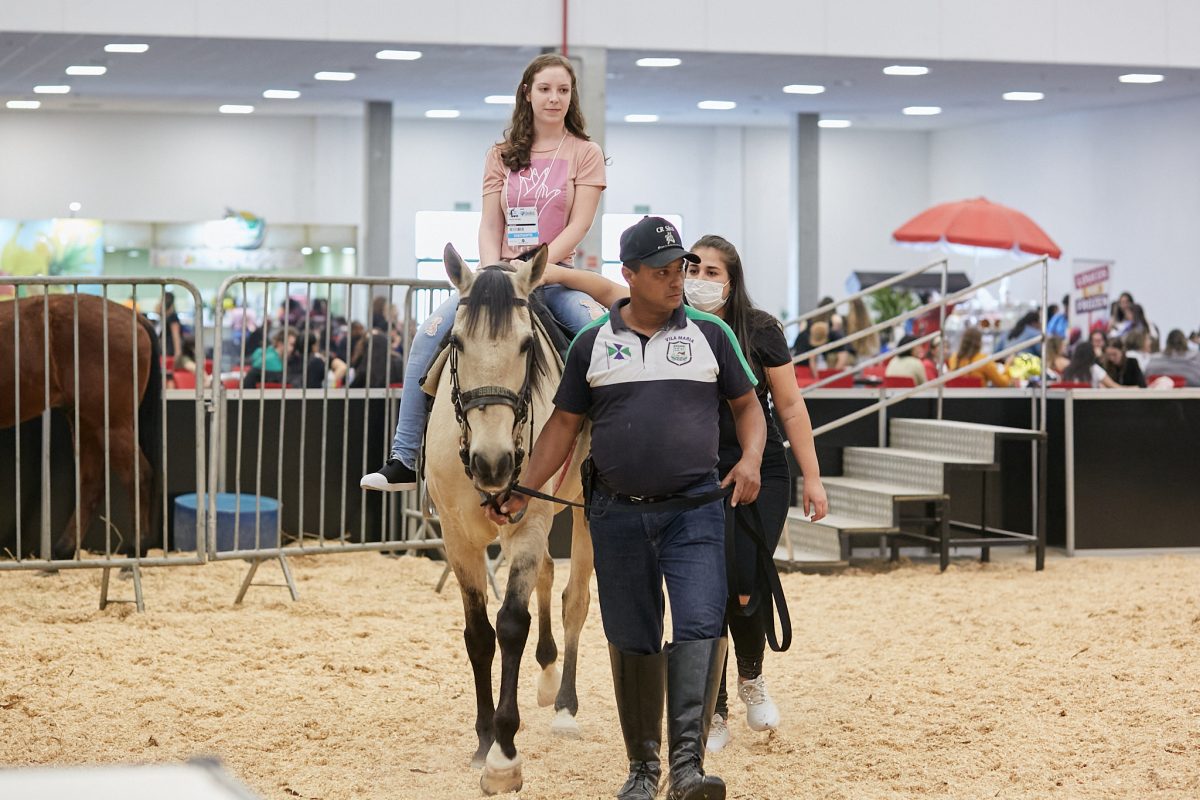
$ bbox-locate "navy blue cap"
[618,216,700,268]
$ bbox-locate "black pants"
[717,453,790,717]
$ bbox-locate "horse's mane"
[460,264,552,386]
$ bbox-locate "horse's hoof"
[550,707,580,738]
[536,664,561,707]
[480,744,523,795]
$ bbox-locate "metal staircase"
[778,256,1051,571]
[780,418,1045,570]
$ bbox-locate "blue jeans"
[389,284,603,467]
[589,477,728,655]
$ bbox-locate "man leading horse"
[490,217,766,800]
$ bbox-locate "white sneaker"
[737,675,780,732]
[705,713,730,753]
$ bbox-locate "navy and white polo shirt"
[554,299,758,497]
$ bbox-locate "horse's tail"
[136,313,163,541]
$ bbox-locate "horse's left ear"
[515,244,549,295]
[444,243,475,294]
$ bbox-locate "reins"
[447,293,539,522]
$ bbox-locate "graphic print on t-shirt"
[506,157,569,245]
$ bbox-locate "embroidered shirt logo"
[606,343,632,361]
[666,341,692,366]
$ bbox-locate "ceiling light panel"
[902,106,942,115]
[818,119,851,128]
[697,100,736,110]
[636,57,682,68]
[884,65,929,76]
[218,104,254,114]
[105,43,149,53]
[7,100,41,109]
[1003,91,1044,101]
[314,71,356,81]
[376,50,422,60]
[624,114,659,123]
[783,84,825,94]
[66,65,106,76]
[263,89,301,99]
[425,109,460,118]
[1118,73,1164,83]
[34,85,71,94]
[484,95,515,104]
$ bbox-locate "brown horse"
[0,294,162,559]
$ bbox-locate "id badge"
[506,205,539,248]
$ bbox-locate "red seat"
[883,376,916,388]
[861,363,887,381]
[222,377,242,389]
[1049,381,1091,389]
[163,355,174,371]
[388,382,404,389]
[945,375,985,388]
[816,369,854,388]
[172,370,196,389]
[203,358,214,375]
[258,382,286,389]
[1147,374,1186,388]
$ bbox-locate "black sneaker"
[360,459,417,492]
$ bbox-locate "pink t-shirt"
[483,135,606,265]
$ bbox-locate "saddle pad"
[420,343,452,398]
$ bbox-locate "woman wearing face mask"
[542,235,828,750]
[362,53,606,492]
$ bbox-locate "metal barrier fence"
[209,275,452,597]
[0,277,208,610]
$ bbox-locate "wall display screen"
[0,219,104,296]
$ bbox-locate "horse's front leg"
[552,505,594,736]
[480,530,543,796]
[447,539,497,768]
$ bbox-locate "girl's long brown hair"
[955,327,983,364]
[499,54,590,171]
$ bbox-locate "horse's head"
[444,243,548,495]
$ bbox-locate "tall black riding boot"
[666,638,728,800]
[609,645,667,800]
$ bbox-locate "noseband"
[446,297,537,520]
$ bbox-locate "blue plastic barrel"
[173,493,280,552]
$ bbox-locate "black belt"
[513,482,729,515]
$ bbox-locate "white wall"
[0,109,935,323]
[930,93,1200,334]
[6,0,1199,67]
[819,128,931,311]
[0,111,361,225]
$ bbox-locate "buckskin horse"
[423,244,593,795]
[0,293,162,559]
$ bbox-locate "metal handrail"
[781,257,948,331]
[794,255,1047,366]
[808,332,1046,438]
[792,254,1051,435]
[799,331,940,392]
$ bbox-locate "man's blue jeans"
[389,284,602,468]
[588,477,728,656]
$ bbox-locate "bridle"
[447,296,538,521]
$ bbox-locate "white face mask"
[684,278,729,312]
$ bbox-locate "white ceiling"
[2,31,1199,129]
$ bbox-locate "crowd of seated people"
[158,294,409,391]
[788,287,1199,391]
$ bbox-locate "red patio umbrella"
[892,197,1061,260]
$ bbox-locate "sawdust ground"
[1,550,1198,799]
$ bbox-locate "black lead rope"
[510,481,791,651]
[725,500,792,653]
